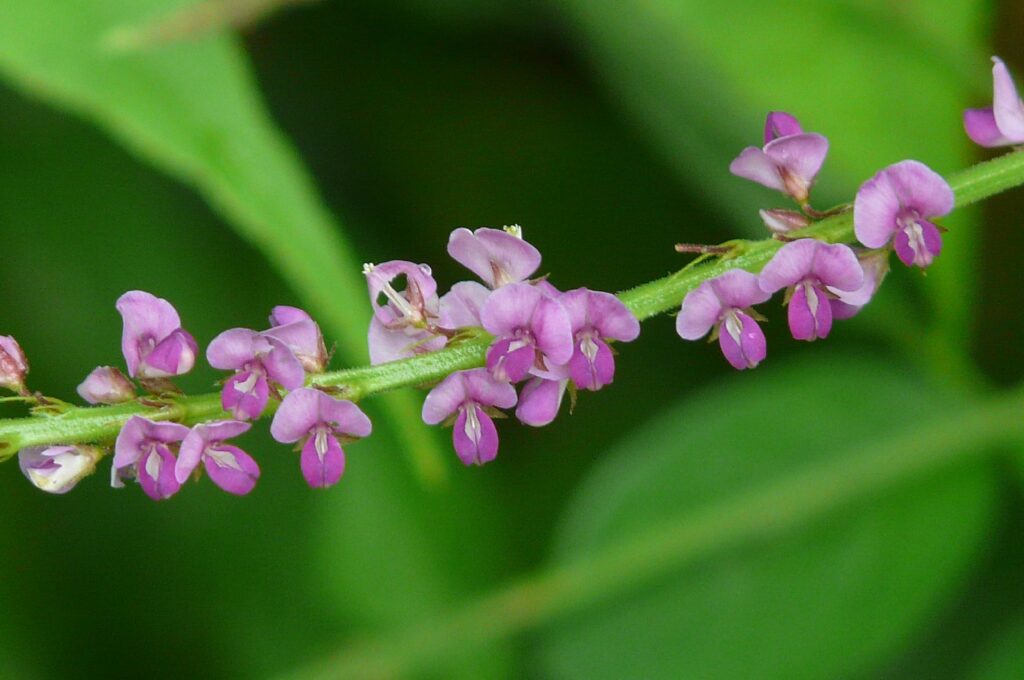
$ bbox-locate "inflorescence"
[2,56,1021,499]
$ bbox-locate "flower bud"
[77,366,136,404]
[19,445,103,494]
[759,209,810,235]
[0,335,28,393]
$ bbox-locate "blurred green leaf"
[0,0,446,480]
[969,618,1024,680]
[541,356,996,680]
[559,0,987,359]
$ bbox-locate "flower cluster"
[0,55,1016,499]
[677,93,965,367]
[366,225,640,465]
[7,292,369,499]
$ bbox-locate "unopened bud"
[0,335,28,393]
[759,208,810,235]
[77,366,136,405]
[19,445,103,494]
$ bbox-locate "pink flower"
[447,225,541,289]
[964,57,1024,147]
[77,366,135,404]
[854,160,954,269]
[116,291,198,380]
[481,282,574,383]
[270,388,372,488]
[112,416,190,500]
[19,446,101,494]
[422,369,517,465]
[759,240,864,341]
[207,328,305,420]
[265,306,328,374]
[730,112,829,204]
[176,421,259,495]
[559,288,640,391]
[0,335,28,393]
[677,270,771,370]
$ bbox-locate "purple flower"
[116,291,198,380]
[480,282,574,383]
[0,335,28,393]
[829,250,890,320]
[112,416,190,500]
[265,306,328,374]
[759,239,864,341]
[559,288,640,391]
[207,328,306,420]
[422,369,517,465]
[19,445,101,494]
[438,281,491,329]
[447,225,541,289]
[730,112,829,204]
[515,376,568,427]
[964,57,1024,147]
[363,260,439,330]
[677,270,772,370]
[853,160,954,269]
[77,366,135,404]
[270,387,372,488]
[176,420,259,495]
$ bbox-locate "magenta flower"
[559,288,640,391]
[730,112,829,204]
[116,291,198,380]
[176,420,259,495]
[677,270,772,370]
[447,225,541,289]
[853,160,954,269]
[265,306,328,374]
[480,282,574,383]
[270,388,372,488]
[759,240,864,341]
[364,260,439,330]
[19,445,101,494]
[207,329,306,420]
[422,369,517,465]
[77,366,135,405]
[112,416,190,500]
[829,250,890,320]
[0,335,28,393]
[964,57,1024,147]
[515,376,568,427]
[439,281,491,329]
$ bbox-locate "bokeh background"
[1,1,1023,678]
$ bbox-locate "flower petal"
[532,297,574,366]
[452,405,499,465]
[138,329,197,378]
[261,336,306,389]
[462,368,518,409]
[788,283,832,341]
[763,133,829,191]
[569,336,615,391]
[221,370,269,421]
[854,169,901,249]
[758,239,818,293]
[204,444,260,495]
[991,56,1024,142]
[811,242,863,292]
[447,227,541,288]
[317,393,373,438]
[718,311,766,370]
[137,445,181,501]
[709,269,771,309]
[894,219,943,269]
[763,111,803,143]
[206,328,259,370]
[439,281,491,328]
[77,366,135,405]
[676,282,722,340]
[515,377,567,427]
[480,282,542,336]
[300,432,345,488]
[270,387,321,442]
[486,337,536,383]
[964,107,1013,147]
[881,160,954,219]
[367,318,444,365]
[421,371,468,424]
[268,305,311,327]
[729,146,786,192]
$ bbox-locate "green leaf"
[969,619,1024,680]
[559,0,987,358]
[541,356,996,680]
[0,0,445,480]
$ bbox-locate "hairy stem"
[2,151,1023,460]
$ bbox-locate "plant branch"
[2,151,1024,461]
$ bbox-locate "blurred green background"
[1,1,1023,678]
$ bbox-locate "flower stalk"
[2,150,1024,463]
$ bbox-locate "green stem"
[283,384,1024,680]
[2,151,1024,461]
